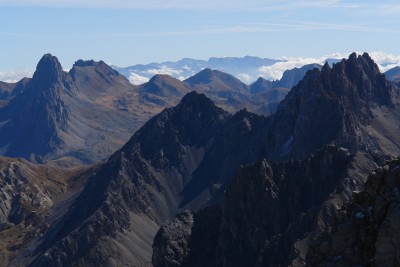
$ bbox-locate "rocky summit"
[151,53,400,267]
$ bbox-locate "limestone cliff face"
[308,158,400,267]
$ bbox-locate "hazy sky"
[1,0,400,72]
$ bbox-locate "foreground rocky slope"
[0,157,92,266]
[153,146,353,267]
[308,157,400,267]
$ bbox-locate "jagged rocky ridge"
[29,92,268,266]
[308,158,400,267]
[0,54,300,165]
[24,53,400,266]
[264,52,399,160]
[152,145,352,267]
[0,54,142,165]
[151,53,400,267]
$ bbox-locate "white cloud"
[258,57,327,80]
[128,72,149,85]
[0,69,33,83]
[258,51,400,80]
[146,66,182,76]
[369,51,400,72]
[236,73,253,84]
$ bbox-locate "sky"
[1,0,400,81]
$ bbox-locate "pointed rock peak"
[361,52,373,62]
[254,77,267,83]
[200,68,213,74]
[177,91,220,112]
[349,52,358,60]
[33,54,64,82]
[37,53,62,70]
[321,61,331,72]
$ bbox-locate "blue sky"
[1,0,400,77]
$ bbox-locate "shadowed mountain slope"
[152,53,400,267]
[0,55,154,165]
[308,158,400,267]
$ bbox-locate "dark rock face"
[0,54,72,160]
[0,54,140,164]
[30,92,232,266]
[265,53,399,160]
[308,158,400,267]
[152,146,352,267]
[151,53,400,267]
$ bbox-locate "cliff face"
[265,53,399,160]
[151,53,400,267]
[29,91,272,266]
[0,54,73,160]
[308,158,400,267]
[152,146,353,267]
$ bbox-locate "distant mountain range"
[113,53,400,86]
[0,55,326,165]
[114,56,282,85]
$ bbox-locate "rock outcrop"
[152,146,353,267]
[265,53,399,160]
[152,53,400,267]
[308,158,400,267]
[0,156,89,266]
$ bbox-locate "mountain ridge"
[151,53,400,267]
[1,52,400,266]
